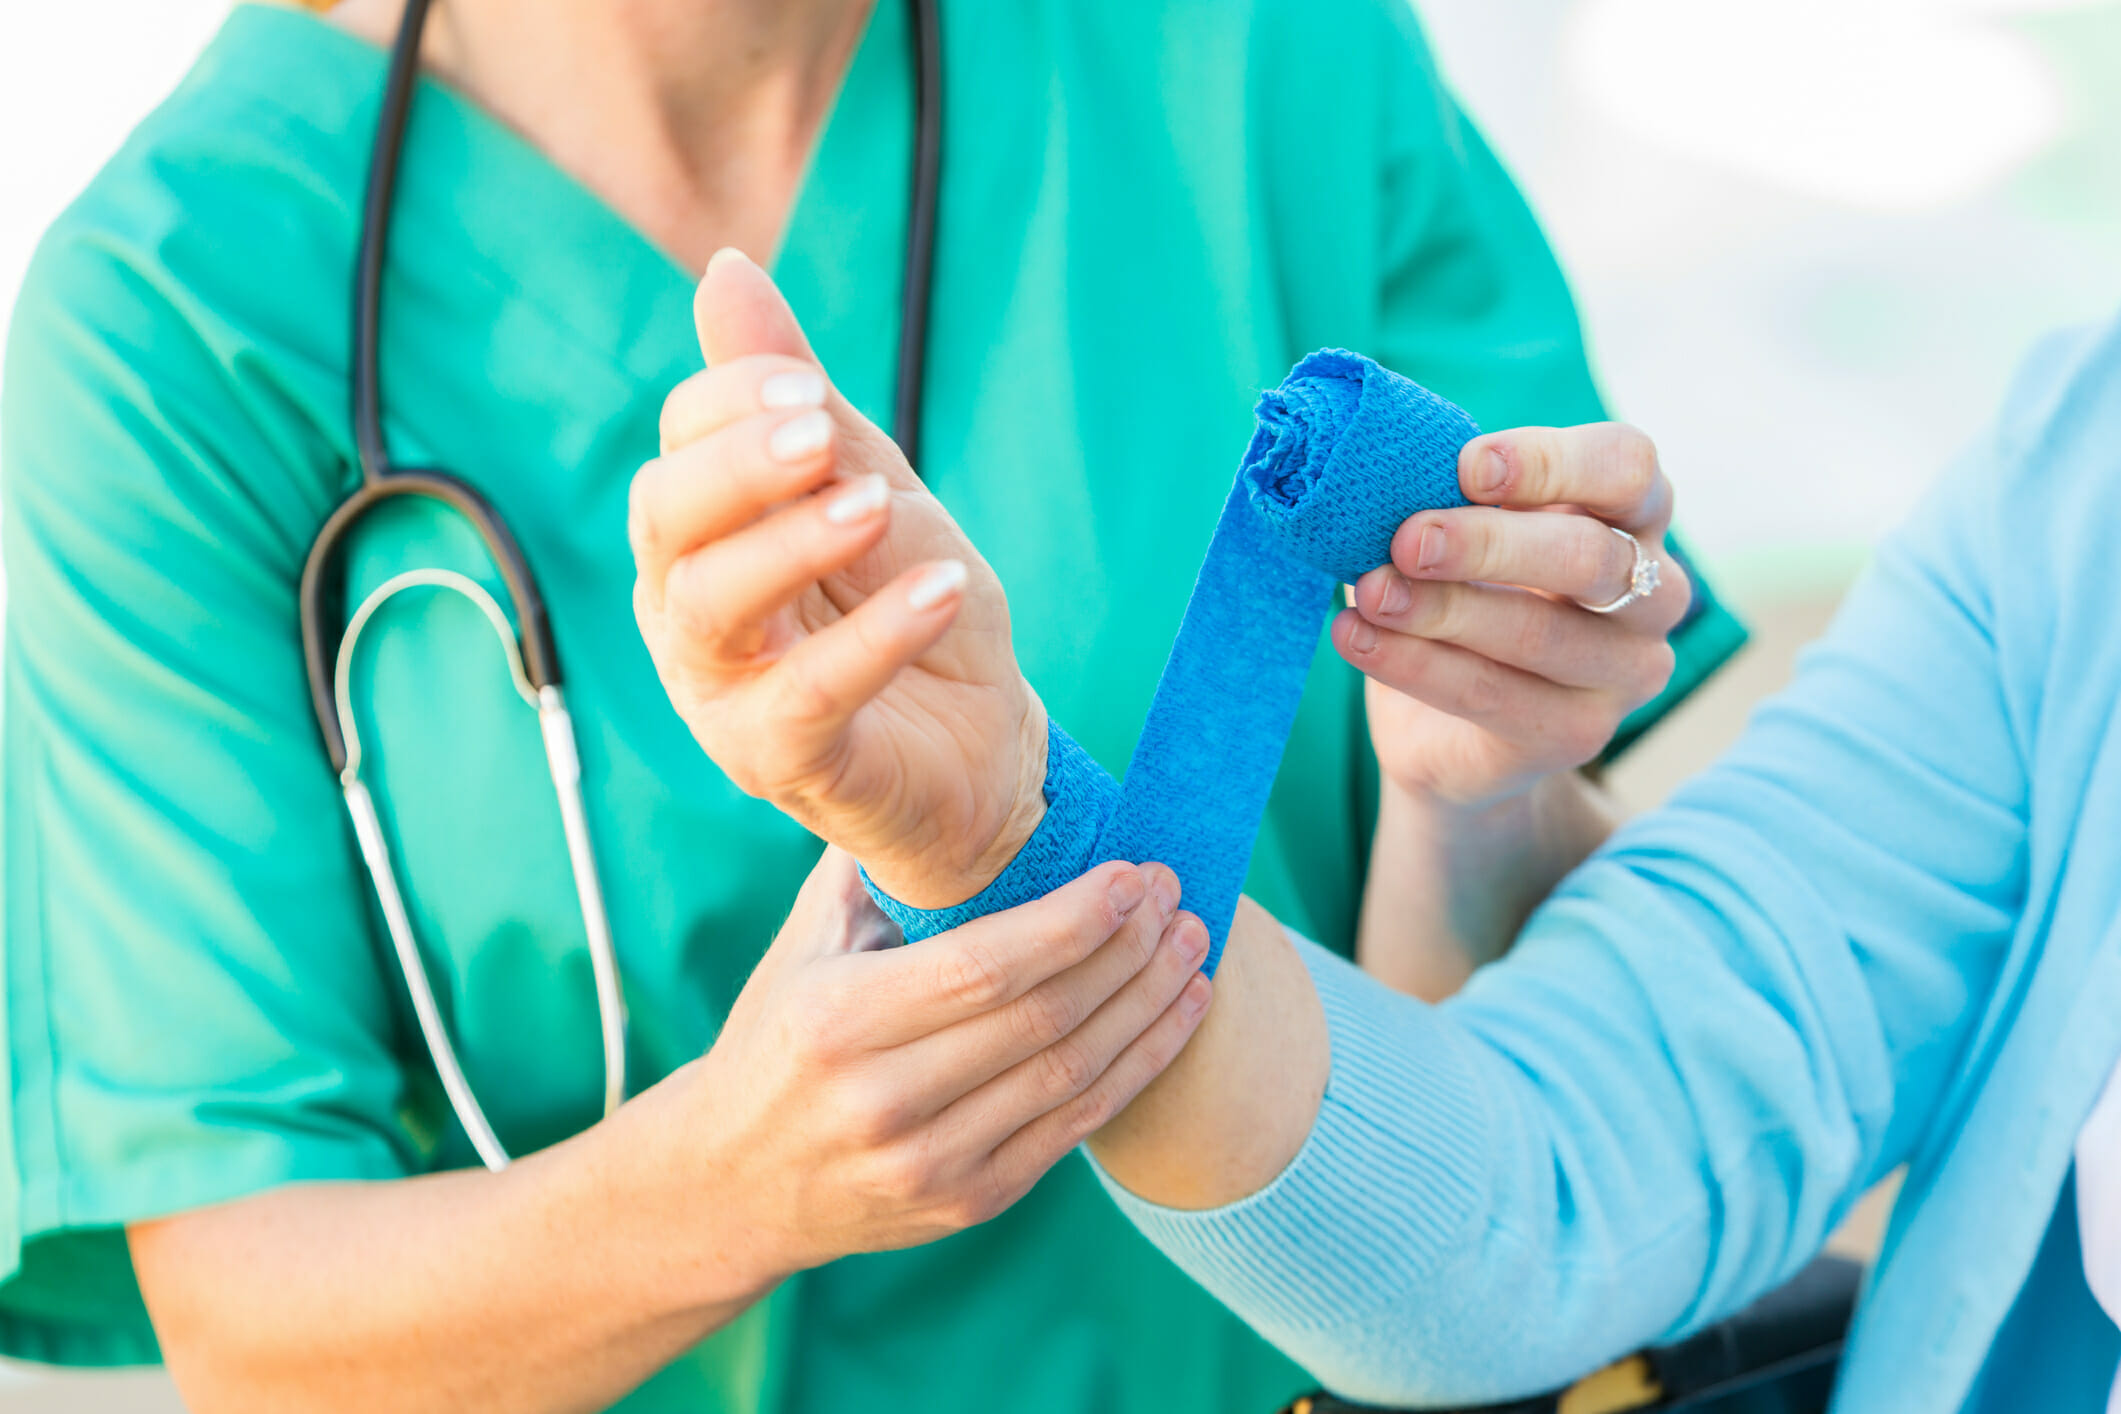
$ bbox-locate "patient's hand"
[631,250,1045,909]
[1341,424,1679,997]
[1340,423,1688,808]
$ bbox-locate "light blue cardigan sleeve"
[1095,344,2080,1404]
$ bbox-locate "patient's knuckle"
[1606,427,1661,505]
[1419,584,1466,642]
[1556,524,1611,595]
[1454,517,1500,577]
[1456,661,1506,719]
[1509,604,1560,664]
[1512,431,1563,498]
[1388,581,1434,636]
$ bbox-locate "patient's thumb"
[695,247,819,368]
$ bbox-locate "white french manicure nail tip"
[824,474,889,525]
[908,560,968,610]
[769,410,832,462]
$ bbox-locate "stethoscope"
[300,0,943,1171]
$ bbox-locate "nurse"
[0,1,1738,1411]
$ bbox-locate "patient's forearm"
[1358,772,1617,1001]
[1089,897,1329,1209]
[1088,770,1615,1210]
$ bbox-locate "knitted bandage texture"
[865,351,1476,974]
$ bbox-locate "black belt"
[1277,1255,1860,1414]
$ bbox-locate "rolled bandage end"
[1241,349,1480,585]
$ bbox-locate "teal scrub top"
[0,2,1745,1409]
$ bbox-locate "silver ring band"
[1578,525,1662,615]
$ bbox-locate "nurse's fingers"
[980,963,1211,1196]
[1333,615,1623,766]
[1347,574,1674,696]
[631,406,841,613]
[661,474,896,670]
[1459,424,1673,537]
[886,864,1182,1093]
[659,353,830,455]
[937,909,1208,1159]
[847,864,1153,1042]
[754,556,972,763]
[1388,505,1690,636]
[695,247,820,369]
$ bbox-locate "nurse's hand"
[687,848,1212,1273]
[632,250,1043,910]
[129,848,1208,1414]
[1336,423,1687,808]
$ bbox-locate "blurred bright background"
[3,0,2120,1407]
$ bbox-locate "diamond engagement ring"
[1578,525,1662,615]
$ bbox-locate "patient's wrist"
[1361,772,1618,996]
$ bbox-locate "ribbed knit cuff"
[863,723,1121,942]
[1090,935,1492,1333]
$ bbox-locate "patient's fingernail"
[824,472,888,524]
[1107,867,1146,918]
[1470,448,1509,498]
[771,409,834,462]
[1180,973,1212,1018]
[1172,917,1210,965]
[761,370,827,410]
[1344,617,1378,655]
[1415,524,1447,573]
[907,558,968,610]
[1378,571,1412,618]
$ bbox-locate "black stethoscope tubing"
[300,0,942,775]
[295,0,941,1169]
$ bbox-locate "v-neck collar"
[202,1,913,412]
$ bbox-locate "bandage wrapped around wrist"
[864,350,1477,975]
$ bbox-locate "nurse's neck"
[319,0,878,273]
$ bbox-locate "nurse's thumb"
[696,247,820,369]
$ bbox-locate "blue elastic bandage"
[865,350,1477,975]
